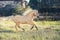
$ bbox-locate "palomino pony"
[7,9,38,31]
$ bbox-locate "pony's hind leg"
[15,24,18,31]
[18,26,25,31]
[17,24,25,31]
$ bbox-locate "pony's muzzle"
[34,15,40,21]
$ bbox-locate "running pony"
[7,9,38,31]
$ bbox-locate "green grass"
[0,21,60,40]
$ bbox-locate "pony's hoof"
[22,28,25,32]
[30,28,33,30]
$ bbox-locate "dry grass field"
[0,20,60,40]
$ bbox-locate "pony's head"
[31,10,39,19]
[32,10,38,16]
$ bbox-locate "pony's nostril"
[37,16,39,18]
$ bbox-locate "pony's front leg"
[34,25,38,30]
[31,25,38,30]
[30,22,38,30]
[30,25,34,30]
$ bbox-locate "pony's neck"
[25,13,35,20]
[24,13,31,16]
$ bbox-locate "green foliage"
[14,4,31,15]
[16,4,23,13]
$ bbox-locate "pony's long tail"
[6,16,14,21]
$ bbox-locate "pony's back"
[23,9,38,16]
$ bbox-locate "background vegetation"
[0,0,60,20]
[0,0,60,40]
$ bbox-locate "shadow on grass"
[0,28,15,33]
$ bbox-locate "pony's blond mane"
[23,9,33,16]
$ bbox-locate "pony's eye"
[34,14,36,16]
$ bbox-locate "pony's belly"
[20,20,28,24]
[14,19,27,24]
[13,16,32,24]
